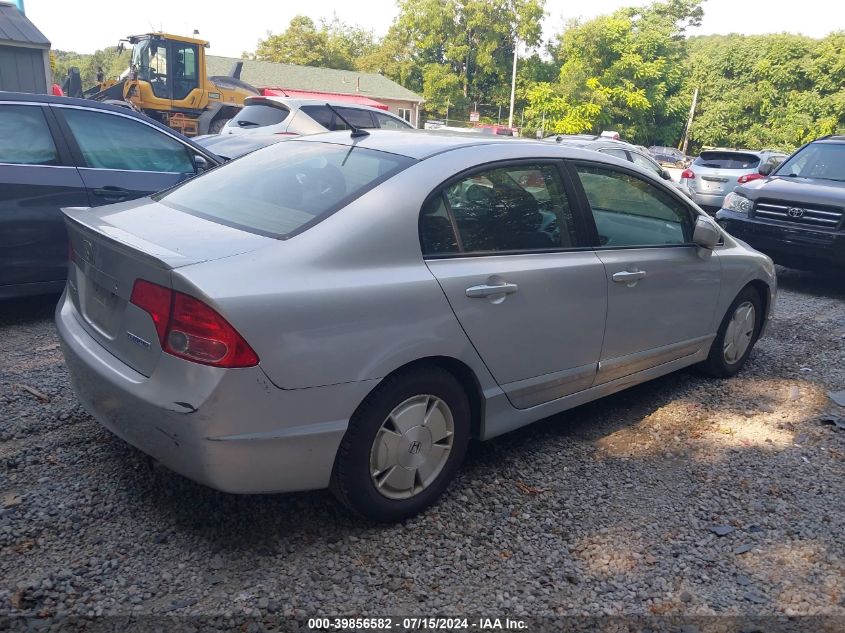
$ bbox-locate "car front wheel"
[700,286,763,377]
[330,367,470,522]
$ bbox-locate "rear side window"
[0,105,59,166]
[336,107,376,129]
[421,163,579,255]
[576,164,693,247]
[599,148,629,161]
[157,140,414,238]
[299,105,334,129]
[629,151,662,176]
[299,105,376,131]
[229,103,290,129]
[374,111,412,130]
[694,152,760,169]
[62,108,194,173]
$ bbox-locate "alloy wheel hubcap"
[723,301,756,365]
[369,395,454,500]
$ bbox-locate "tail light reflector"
[681,169,695,179]
[130,280,258,368]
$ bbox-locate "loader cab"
[130,35,202,103]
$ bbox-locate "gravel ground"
[1,268,844,627]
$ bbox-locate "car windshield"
[775,142,845,182]
[694,152,760,170]
[156,140,414,238]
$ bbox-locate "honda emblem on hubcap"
[408,441,421,454]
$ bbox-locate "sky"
[25,0,845,58]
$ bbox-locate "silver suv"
[223,96,413,136]
[682,149,787,212]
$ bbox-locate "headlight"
[723,192,753,214]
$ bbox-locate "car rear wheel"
[700,286,763,377]
[330,367,470,522]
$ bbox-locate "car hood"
[738,176,845,207]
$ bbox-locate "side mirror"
[193,155,210,173]
[660,168,672,180]
[693,215,720,252]
[758,163,773,176]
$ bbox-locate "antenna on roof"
[325,103,369,139]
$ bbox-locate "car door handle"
[612,270,647,284]
[466,282,519,298]
[92,187,131,200]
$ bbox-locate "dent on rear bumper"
[56,293,378,493]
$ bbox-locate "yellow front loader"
[81,32,258,136]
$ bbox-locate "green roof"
[207,55,423,103]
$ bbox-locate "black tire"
[700,285,764,377]
[208,117,231,134]
[330,366,470,522]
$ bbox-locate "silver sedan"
[57,130,777,522]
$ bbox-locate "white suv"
[224,96,414,136]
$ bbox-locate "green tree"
[377,0,546,119]
[686,32,845,150]
[254,15,376,70]
[526,0,702,142]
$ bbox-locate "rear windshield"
[694,151,759,169]
[156,140,414,238]
[228,103,289,129]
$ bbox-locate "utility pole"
[508,38,518,129]
[681,88,698,155]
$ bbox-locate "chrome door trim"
[595,334,713,385]
[502,363,598,409]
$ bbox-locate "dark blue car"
[0,92,222,299]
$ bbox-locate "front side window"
[421,163,579,255]
[576,164,693,247]
[62,108,195,173]
[0,105,58,166]
[147,40,168,98]
[158,140,413,238]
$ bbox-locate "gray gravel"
[1,267,844,624]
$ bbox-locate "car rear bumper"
[693,191,727,212]
[56,291,377,494]
[715,211,845,271]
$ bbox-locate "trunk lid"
[63,200,274,376]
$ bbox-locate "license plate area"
[79,267,124,338]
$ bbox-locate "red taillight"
[737,173,763,184]
[130,279,258,368]
[681,169,695,179]
[130,279,172,344]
